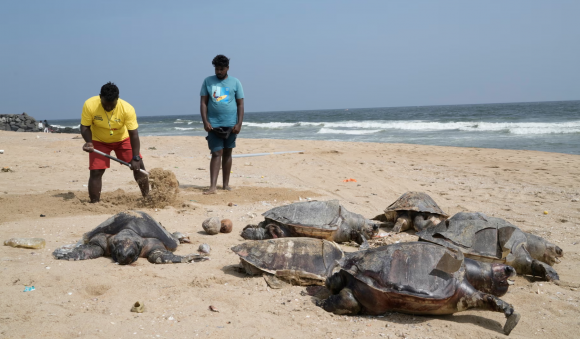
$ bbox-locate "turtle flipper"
[351,230,370,250]
[460,288,519,335]
[392,215,411,233]
[531,259,560,281]
[147,249,209,264]
[53,244,105,261]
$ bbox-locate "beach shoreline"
[1,130,579,338]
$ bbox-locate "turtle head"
[464,259,516,297]
[363,220,380,239]
[525,233,564,265]
[544,242,564,265]
[110,231,142,265]
[325,272,346,295]
[241,225,270,240]
[489,263,517,296]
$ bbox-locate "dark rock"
[16,128,24,132]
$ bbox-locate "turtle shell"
[341,242,464,300]
[231,238,344,284]
[385,192,448,217]
[83,211,179,251]
[262,200,343,238]
[417,212,520,262]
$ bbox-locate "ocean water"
[50,100,580,155]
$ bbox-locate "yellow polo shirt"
[81,96,138,143]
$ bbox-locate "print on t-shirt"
[212,86,229,103]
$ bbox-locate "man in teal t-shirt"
[200,54,245,195]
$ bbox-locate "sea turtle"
[317,241,520,335]
[417,212,563,281]
[233,238,516,297]
[241,200,379,249]
[231,238,344,288]
[377,191,448,233]
[52,211,209,265]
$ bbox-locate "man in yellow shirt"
[80,82,149,203]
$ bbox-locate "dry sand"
[0,130,579,339]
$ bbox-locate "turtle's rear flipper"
[263,274,290,289]
[531,260,560,281]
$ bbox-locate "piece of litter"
[209,305,219,312]
[23,286,35,292]
[342,178,357,182]
[46,266,50,270]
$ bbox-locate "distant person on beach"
[200,54,245,195]
[38,121,44,130]
[80,82,149,203]
[43,120,49,133]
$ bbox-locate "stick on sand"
[92,149,149,176]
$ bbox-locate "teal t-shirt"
[200,75,244,127]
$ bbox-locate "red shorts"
[89,138,142,170]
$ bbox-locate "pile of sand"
[141,167,180,208]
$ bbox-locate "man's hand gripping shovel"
[92,149,149,176]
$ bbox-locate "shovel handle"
[92,149,149,176]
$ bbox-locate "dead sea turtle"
[233,238,515,297]
[241,200,379,249]
[417,212,563,281]
[53,211,208,265]
[317,242,520,335]
[377,191,448,233]
[231,238,344,288]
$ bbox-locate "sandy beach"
[0,130,579,339]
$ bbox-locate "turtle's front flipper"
[147,249,209,264]
[531,260,560,281]
[351,231,370,250]
[459,285,520,335]
[53,244,105,261]
[392,214,411,233]
[316,287,361,315]
[507,243,559,281]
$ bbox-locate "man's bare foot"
[203,188,217,195]
[223,186,232,191]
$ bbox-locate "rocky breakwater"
[0,113,80,134]
[0,113,41,132]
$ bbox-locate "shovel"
[92,149,149,176]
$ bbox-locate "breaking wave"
[318,128,382,135]
[243,120,580,135]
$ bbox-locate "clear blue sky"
[1,1,579,119]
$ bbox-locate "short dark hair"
[212,55,230,68]
[100,82,119,102]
